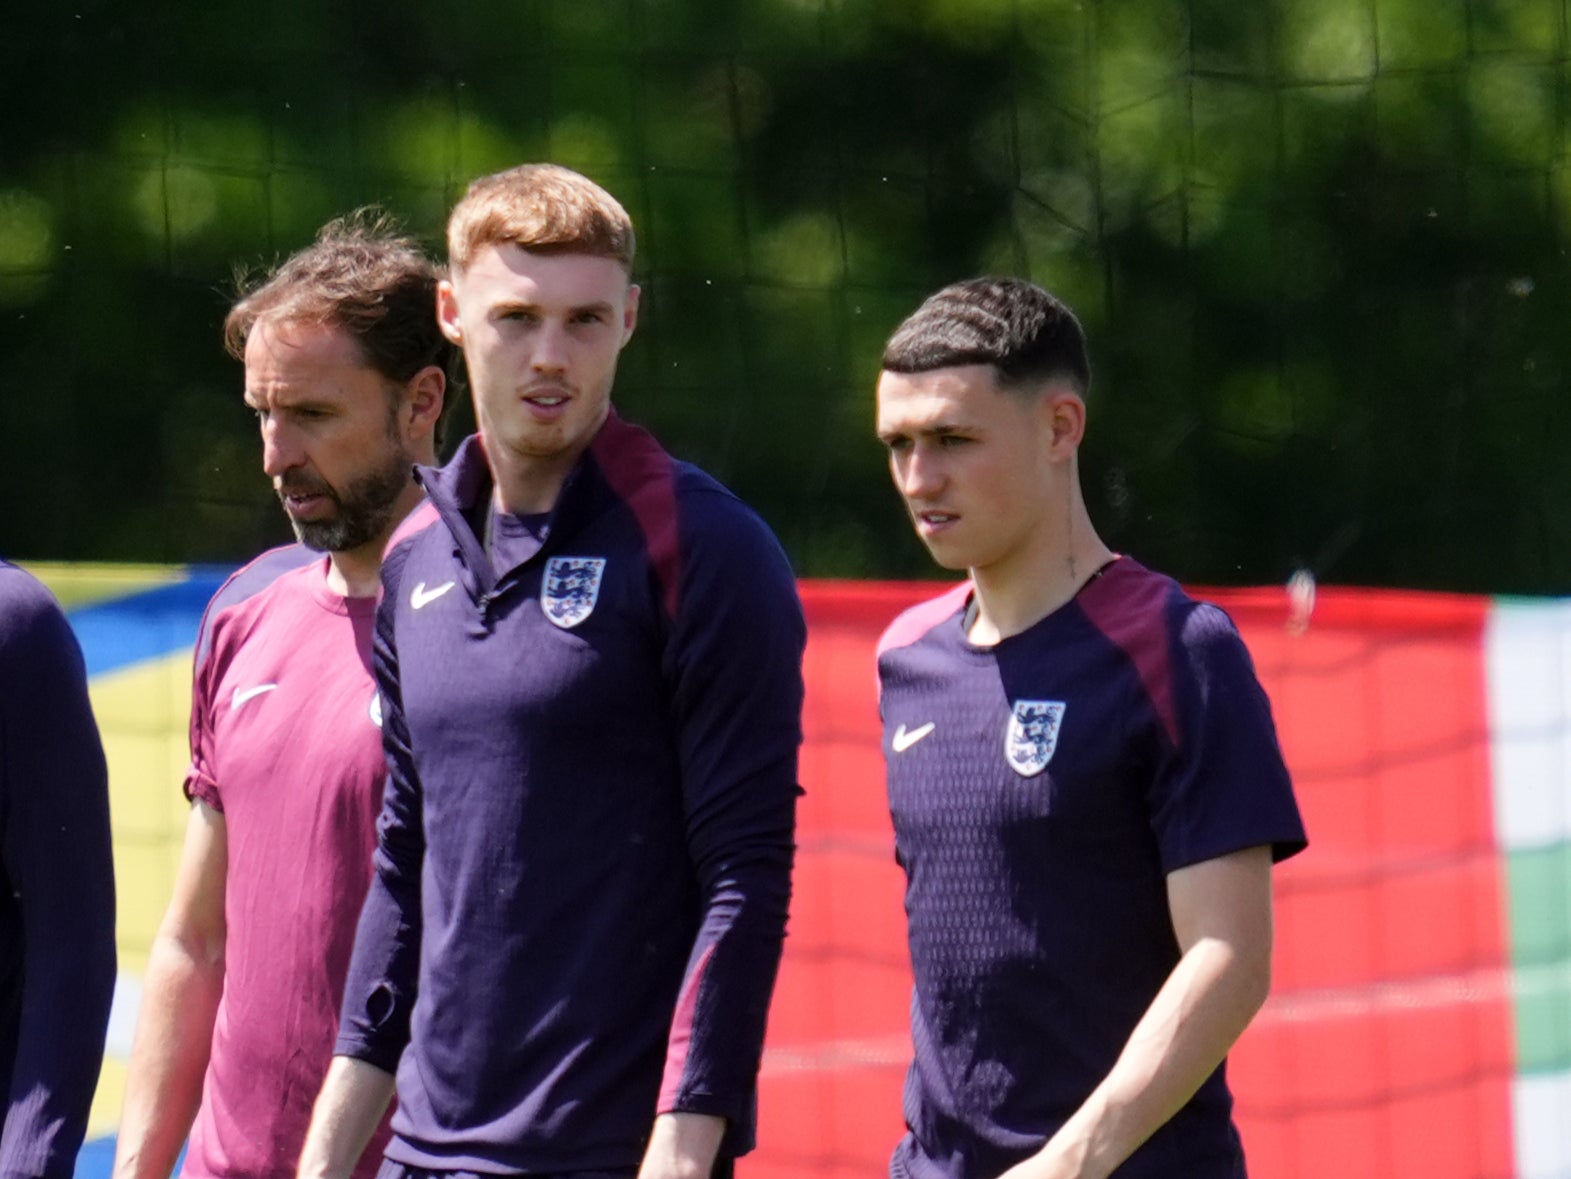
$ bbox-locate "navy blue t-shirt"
[877,558,1306,1179]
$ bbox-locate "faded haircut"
[882,276,1091,397]
[446,163,635,274]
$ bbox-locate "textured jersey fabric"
[877,558,1307,1179]
[0,560,115,1179]
[336,415,806,1174]
[182,548,394,1179]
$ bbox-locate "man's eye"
[884,437,911,454]
[938,434,969,448]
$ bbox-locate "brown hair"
[224,210,456,404]
[883,277,1091,397]
[446,163,635,274]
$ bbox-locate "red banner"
[752,580,1511,1179]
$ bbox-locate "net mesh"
[5,0,1571,589]
[9,0,1571,1173]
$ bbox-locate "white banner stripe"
[1486,600,1571,851]
[1486,598,1571,1178]
[1513,1072,1571,1179]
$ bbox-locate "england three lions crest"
[1005,700,1066,777]
[542,557,607,629]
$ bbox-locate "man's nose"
[899,444,942,499]
[261,420,303,478]
[531,321,570,374]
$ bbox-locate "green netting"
[4,0,1570,591]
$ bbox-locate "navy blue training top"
[336,416,806,1173]
[877,558,1306,1179]
[0,561,115,1178]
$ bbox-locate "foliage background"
[5,0,1570,591]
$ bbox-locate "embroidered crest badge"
[542,556,607,629]
[1005,699,1067,777]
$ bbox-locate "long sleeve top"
[0,561,115,1179]
[336,417,806,1173]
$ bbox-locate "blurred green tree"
[3,0,1567,591]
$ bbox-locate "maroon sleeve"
[184,603,225,812]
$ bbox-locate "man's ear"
[436,279,463,345]
[621,283,640,348]
[403,365,446,447]
[1042,387,1086,461]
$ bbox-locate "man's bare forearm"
[297,1056,396,1179]
[114,803,228,1179]
[637,1111,726,1179]
[112,930,225,1179]
[1021,934,1268,1178]
[1001,846,1275,1179]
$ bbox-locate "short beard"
[279,445,415,554]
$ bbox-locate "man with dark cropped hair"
[114,212,452,1179]
[874,277,1306,1178]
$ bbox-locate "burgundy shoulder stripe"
[383,499,440,558]
[1078,566,1181,748]
[194,543,316,670]
[592,415,682,620]
[876,582,970,658]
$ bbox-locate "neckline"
[960,555,1122,648]
[304,555,379,616]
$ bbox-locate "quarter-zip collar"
[413,418,632,609]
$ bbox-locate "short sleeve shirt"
[877,558,1306,1179]
[182,549,393,1179]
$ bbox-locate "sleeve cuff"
[183,769,223,812]
[658,1089,757,1158]
[333,1030,404,1076]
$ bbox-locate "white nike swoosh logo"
[231,683,278,711]
[892,722,935,753]
[411,580,456,610]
